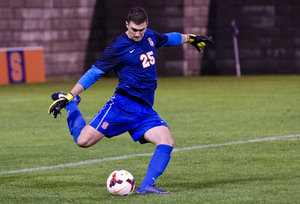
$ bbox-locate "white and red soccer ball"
[107,169,135,196]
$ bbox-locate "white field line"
[0,134,299,175]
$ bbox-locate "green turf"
[0,76,299,203]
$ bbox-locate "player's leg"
[66,100,105,147]
[65,100,86,144]
[52,92,105,148]
[76,125,105,147]
[144,125,174,147]
[136,126,174,194]
[79,94,134,147]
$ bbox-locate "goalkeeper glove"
[48,92,74,118]
[188,34,213,52]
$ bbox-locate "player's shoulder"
[100,34,126,58]
[146,29,167,40]
[146,29,161,37]
[109,32,134,51]
[107,33,126,48]
[146,29,168,48]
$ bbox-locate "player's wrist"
[188,34,196,43]
[182,34,189,43]
[65,92,74,101]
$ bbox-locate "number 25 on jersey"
[140,51,155,68]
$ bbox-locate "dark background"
[1,0,299,77]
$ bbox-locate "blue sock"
[139,144,173,190]
[66,100,86,144]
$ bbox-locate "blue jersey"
[78,29,182,107]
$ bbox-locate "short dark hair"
[126,7,148,25]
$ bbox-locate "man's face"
[126,21,148,42]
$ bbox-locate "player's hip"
[88,94,160,132]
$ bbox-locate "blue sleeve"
[93,45,120,73]
[151,30,168,48]
[151,30,182,48]
[77,65,105,89]
[78,43,120,89]
[162,32,182,47]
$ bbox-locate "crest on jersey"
[102,121,109,129]
[148,38,154,46]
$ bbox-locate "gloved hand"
[48,92,74,118]
[188,35,213,52]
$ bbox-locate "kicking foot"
[136,184,170,194]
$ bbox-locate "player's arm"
[162,32,213,52]
[69,83,85,97]
[48,44,118,118]
[48,66,105,118]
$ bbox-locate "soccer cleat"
[136,184,170,194]
[51,92,81,105]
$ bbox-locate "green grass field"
[0,76,299,203]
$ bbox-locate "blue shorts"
[88,94,168,143]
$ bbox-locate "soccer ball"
[107,169,135,196]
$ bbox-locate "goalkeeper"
[49,7,213,194]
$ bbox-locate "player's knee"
[76,129,104,148]
[166,137,175,147]
[145,126,175,147]
[76,135,92,148]
[74,126,94,147]
[156,136,174,147]
[76,139,91,148]
[162,131,175,147]
[171,138,175,147]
